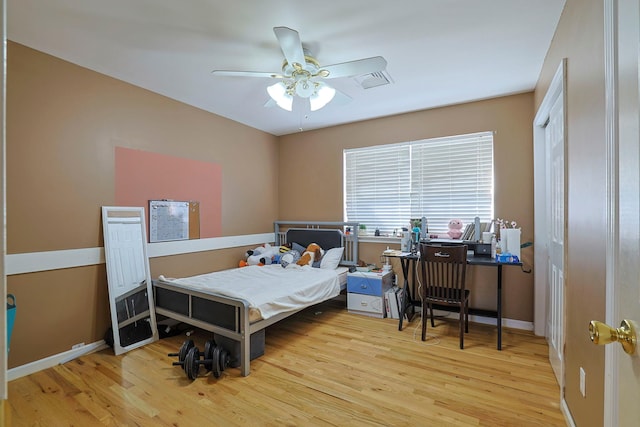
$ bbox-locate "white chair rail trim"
[6,233,274,275]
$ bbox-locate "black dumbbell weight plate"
[204,340,216,369]
[167,339,194,362]
[211,346,222,379]
[184,346,201,380]
[169,340,195,370]
[218,347,230,374]
[179,340,195,362]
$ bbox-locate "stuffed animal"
[280,250,301,268]
[239,246,262,267]
[240,243,280,267]
[296,243,324,267]
[279,243,292,253]
[447,219,464,239]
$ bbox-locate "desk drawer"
[347,293,384,318]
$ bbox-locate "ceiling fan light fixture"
[267,82,293,111]
[310,83,336,111]
[213,27,388,116]
[294,78,315,98]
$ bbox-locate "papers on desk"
[382,249,403,256]
[382,249,415,257]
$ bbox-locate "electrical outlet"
[72,342,85,350]
[580,367,586,397]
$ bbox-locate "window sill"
[357,235,402,244]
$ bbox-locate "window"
[344,131,494,235]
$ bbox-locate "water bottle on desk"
[401,230,412,253]
[491,235,497,258]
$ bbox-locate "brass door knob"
[589,319,637,355]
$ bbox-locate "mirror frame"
[102,206,158,355]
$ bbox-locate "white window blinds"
[344,131,494,234]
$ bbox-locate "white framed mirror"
[102,206,158,355]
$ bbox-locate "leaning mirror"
[102,206,158,355]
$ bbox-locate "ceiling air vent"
[353,70,393,89]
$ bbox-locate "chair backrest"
[419,243,468,301]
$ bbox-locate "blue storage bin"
[347,271,393,296]
[7,294,16,353]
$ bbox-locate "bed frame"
[153,221,359,376]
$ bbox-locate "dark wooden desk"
[389,252,522,350]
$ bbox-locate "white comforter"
[158,264,341,320]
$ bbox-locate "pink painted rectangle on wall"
[115,147,222,239]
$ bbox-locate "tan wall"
[8,40,539,370]
[7,42,279,367]
[534,1,606,425]
[279,93,536,322]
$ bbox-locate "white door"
[547,91,565,384]
[0,0,6,401]
[600,1,640,425]
[533,60,566,388]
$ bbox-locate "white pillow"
[320,247,344,269]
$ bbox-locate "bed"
[153,221,359,376]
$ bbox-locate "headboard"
[274,221,359,266]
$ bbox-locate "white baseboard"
[561,396,575,426]
[421,308,533,331]
[471,314,534,331]
[7,340,109,382]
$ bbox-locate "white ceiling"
[8,1,566,136]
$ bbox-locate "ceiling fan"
[211,26,388,112]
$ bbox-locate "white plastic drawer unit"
[347,293,385,317]
[346,271,393,318]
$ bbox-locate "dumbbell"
[209,344,232,379]
[180,339,217,380]
[168,340,194,367]
[182,346,204,380]
[182,340,232,380]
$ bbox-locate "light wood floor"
[6,297,565,426]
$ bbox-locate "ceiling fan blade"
[322,56,388,79]
[273,26,305,67]
[211,70,280,78]
[331,88,352,106]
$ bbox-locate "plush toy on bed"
[239,243,280,267]
[296,243,324,267]
[447,219,464,239]
[279,249,301,268]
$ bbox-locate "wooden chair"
[418,243,469,349]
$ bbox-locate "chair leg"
[459,306,464,349]
[421,302,427,341]
[429,302,435,327]
[464,300,469,333]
